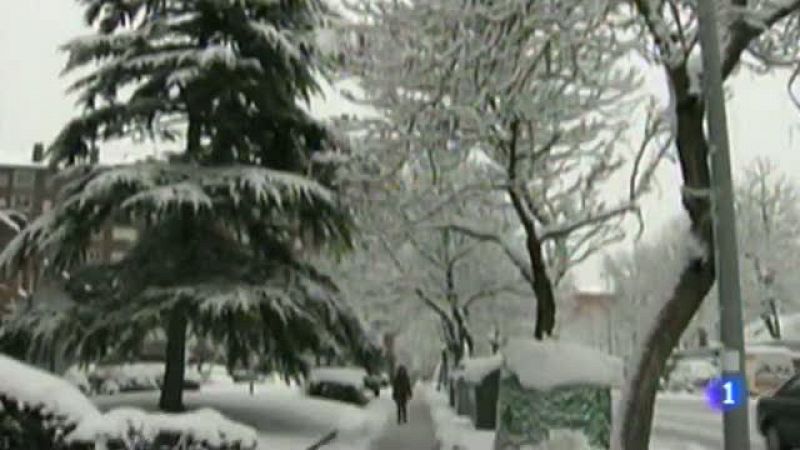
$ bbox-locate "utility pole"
[697,1,751,449]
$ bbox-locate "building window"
[0,172,9,187]
[42,199,52,212]
[110,250,126,262]
[0,197,6,208]
[12,170,36,189]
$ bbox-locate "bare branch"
[431,221,533,283]
[463,284,528,310]
[539,203,638,242]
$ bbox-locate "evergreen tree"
[0,0,370,412]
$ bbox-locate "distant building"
[559,290,616,354]
[0,145,137,315]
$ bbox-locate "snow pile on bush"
[1,355,257,449]
[422,384,494,450]
[504,339,623,390]
[308,367,367,389]
[67,407,257,449]
[0,354,100,424]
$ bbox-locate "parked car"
[306,367,371,406]
[665,359,718,393]
[364,373,389,397]
[757,374,800,450]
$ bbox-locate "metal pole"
[696,1,751,449]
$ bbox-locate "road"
[651,393,766,449]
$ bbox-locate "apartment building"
[0,145,137,314]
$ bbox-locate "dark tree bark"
[159,303,188,412]
[504,119,557,339]
[616,64,716,450]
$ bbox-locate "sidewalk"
[370,387,437,450]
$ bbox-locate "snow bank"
[0,354,100,423]
[423,384,494,450]
[67,407,258,449]
[462,355,503,384]
[503,339,623,391]
[308,367,367,389]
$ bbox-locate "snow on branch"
[0,163,343,277]
[632,0,686,68]
[723,0,800,77]
[431,222,533,283]
[0,209,26,233]
[539,203,638,242]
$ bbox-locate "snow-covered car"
[306,367,371,406]
[665,359,718,393]
[83,362,202,394]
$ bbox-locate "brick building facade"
[0,148,137,315]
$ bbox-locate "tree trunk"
[159,303,188,412]
[615,69,716,450]
[527,234,556,339]
[225,310,246,375]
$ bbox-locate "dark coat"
[392,369,412,402]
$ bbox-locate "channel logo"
[705,375,746,412]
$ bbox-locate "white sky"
[2,2,799,290]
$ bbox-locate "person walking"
[392,365,413,424]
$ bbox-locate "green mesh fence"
[493,370,612,450]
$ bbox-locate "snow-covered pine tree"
[0,0,370,412]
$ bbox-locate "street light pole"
[696,1,751,449]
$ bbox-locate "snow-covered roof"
[502,338,623,391]
[0,354,100,423]
[308,367,367,388]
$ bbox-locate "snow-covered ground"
[423,384,494,450]
[92,382,391,450]
[651,393,766,450]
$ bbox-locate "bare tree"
[340,0,670,340]
[736,158,800,338]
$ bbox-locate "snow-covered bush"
[0,355,257,449]
[67,408,257,450]
[0,355,99,450]
[63,365,92,394]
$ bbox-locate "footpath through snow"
[370,385,437,450]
